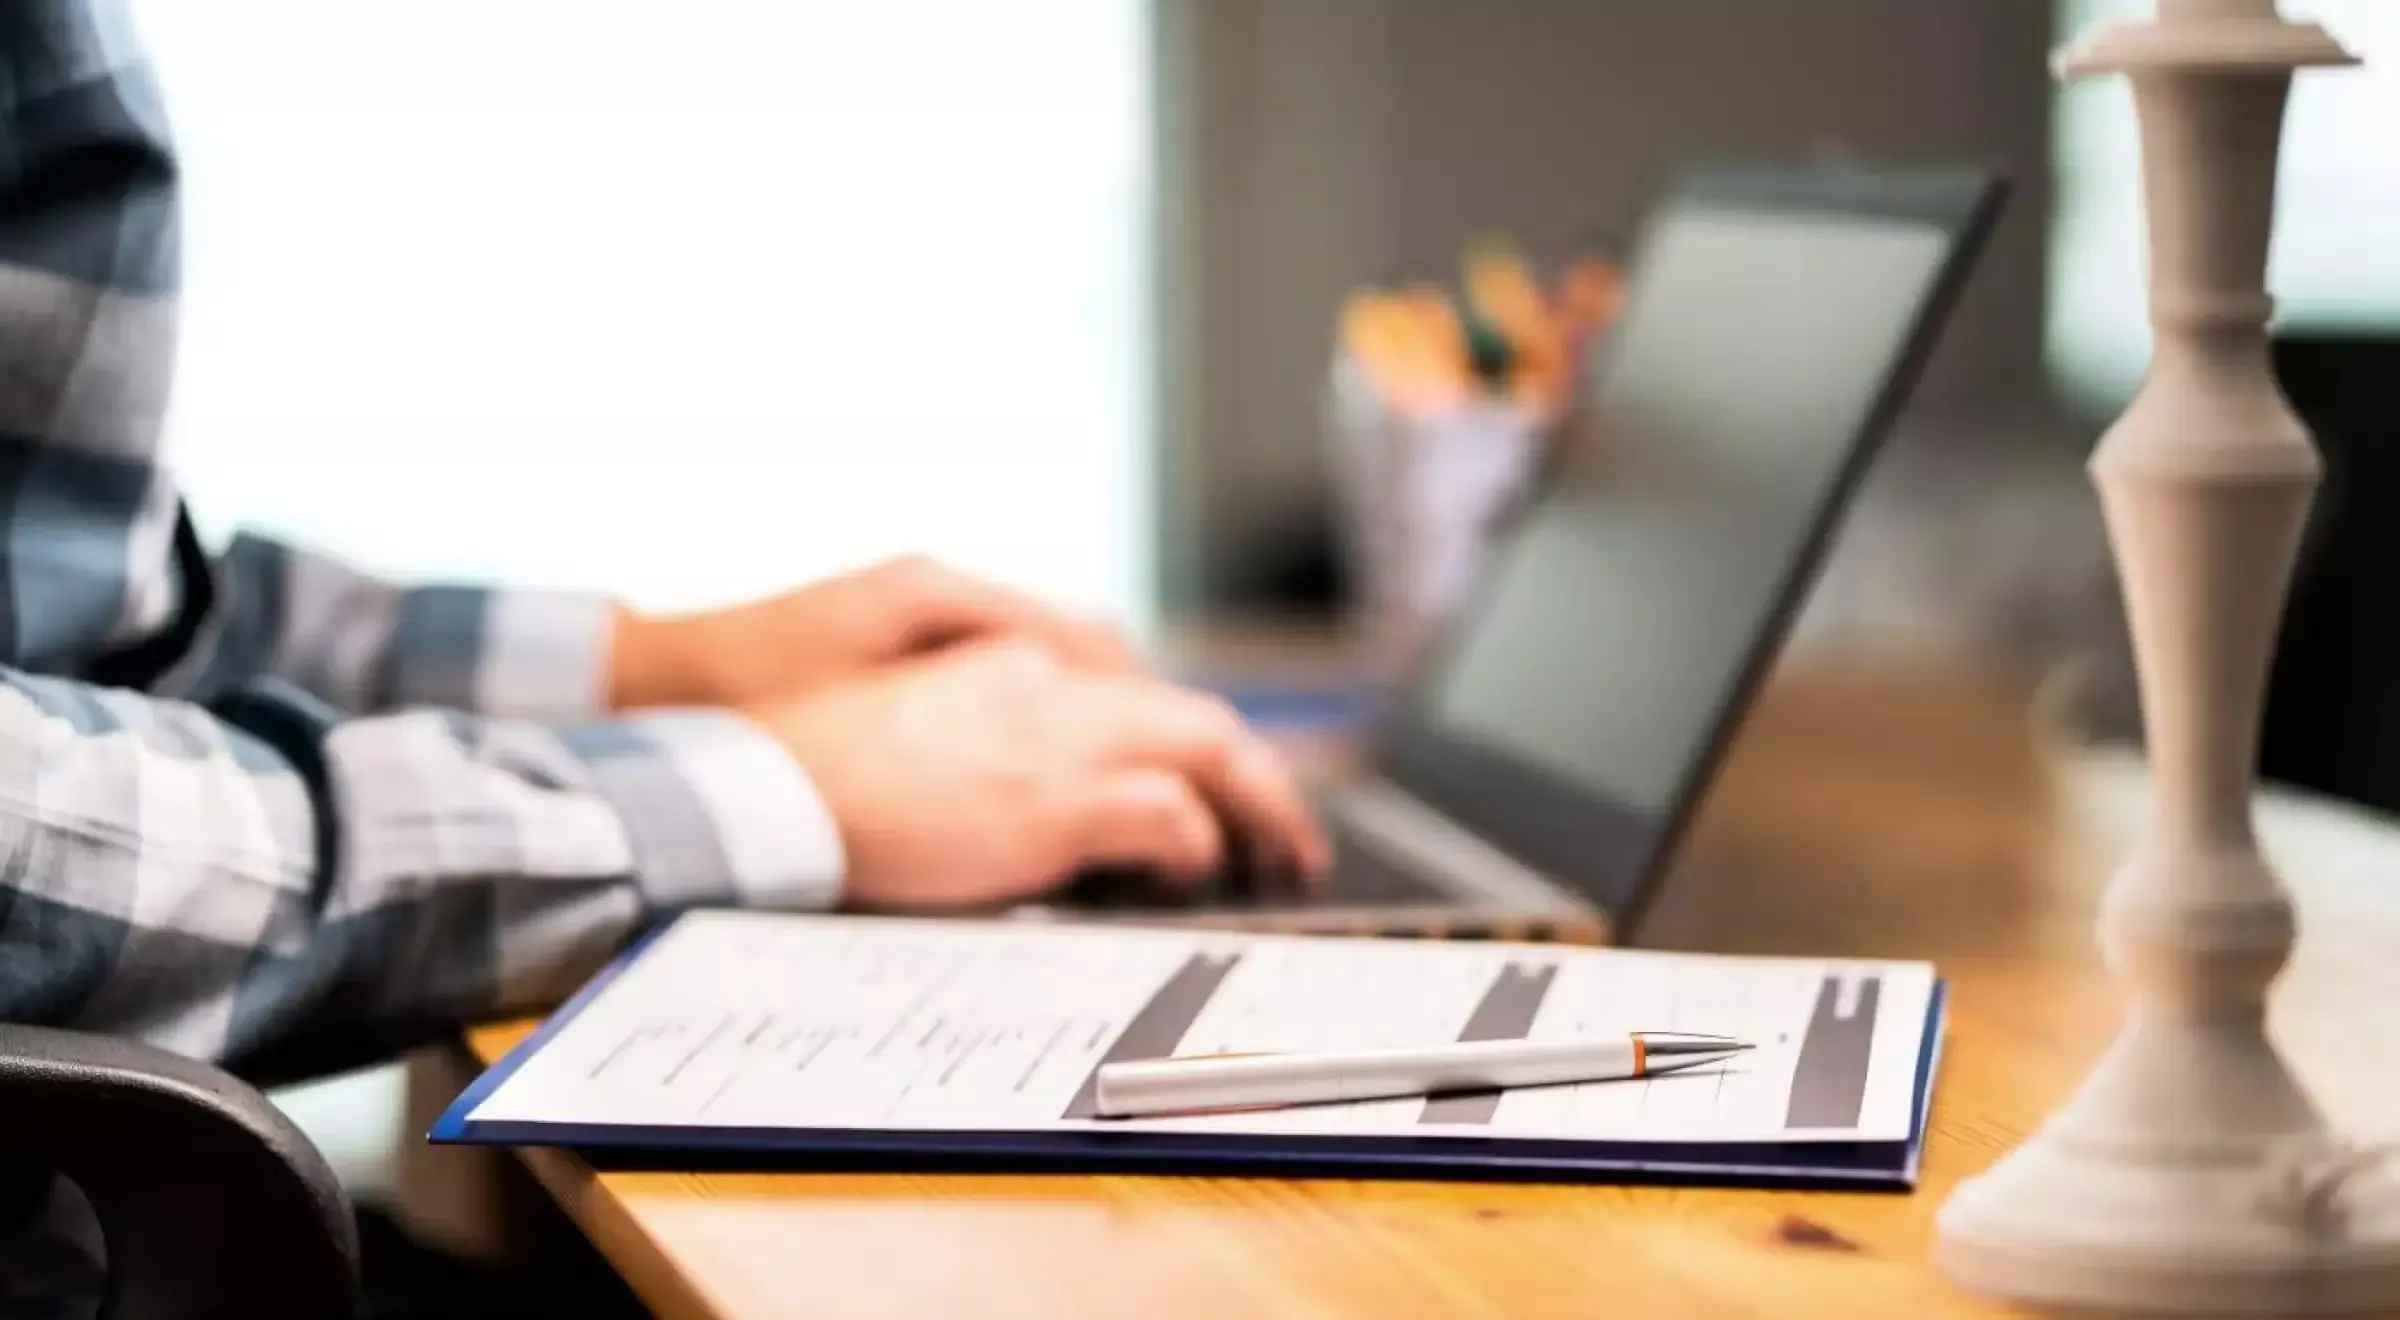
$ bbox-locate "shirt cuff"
[562,710,846,912]
[409,585,615,723]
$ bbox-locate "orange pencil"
[1559,255,1626,344]
[1464,240,1568,411]
[1387,284,1476,416]
[1338,289,1470,419]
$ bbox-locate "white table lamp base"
[1933,2,2400,1312]
[1937,1020,2400,1313]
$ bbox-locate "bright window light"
[2048,0,2400,408]
[139,0,1154,627]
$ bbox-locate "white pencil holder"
[1324,359,1549,686]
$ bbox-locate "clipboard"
[432,912,1946,1190]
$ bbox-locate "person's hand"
[607,556,1141,710]
[747,641,1331,910]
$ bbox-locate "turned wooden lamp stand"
[1933,1,2400,1313]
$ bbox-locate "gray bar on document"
[1063,952,1242,1119]
[1784,974,1881,1130]
[1419,961,1560,1125]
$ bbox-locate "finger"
[1217,737,1334,893]
[895,561,1145,674]
[1061,768,1226,884]
[1076,681,1332,890]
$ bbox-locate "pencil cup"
[1324,359,1547,687]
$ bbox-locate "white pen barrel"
[1094,1037,1642,1117]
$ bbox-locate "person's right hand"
[746,641,1331,910]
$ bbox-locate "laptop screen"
[1377,167,2000,929]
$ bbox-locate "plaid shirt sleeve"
[159,530,623,722]
[0,0,846,1076]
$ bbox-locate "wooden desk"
[450,661,2400,1318]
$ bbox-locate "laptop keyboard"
[1322,835,1451,902]
[1050,824,1447,912]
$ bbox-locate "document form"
[455,911,1938,1147]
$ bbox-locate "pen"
[1092,1032,1753,1119]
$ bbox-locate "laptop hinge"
[1332,778,1588,913]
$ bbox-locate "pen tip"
[1639,1034,1758,1057]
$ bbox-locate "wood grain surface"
[455,657,2400,1318]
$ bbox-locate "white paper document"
[462,911,1937,1146]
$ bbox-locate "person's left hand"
[605,555,1144,710]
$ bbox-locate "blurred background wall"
[1155,0,2063,615]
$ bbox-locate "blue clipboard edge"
[432,918,1948,1190]
[428,916,685,1144]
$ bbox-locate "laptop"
[1053,160,2008,943]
